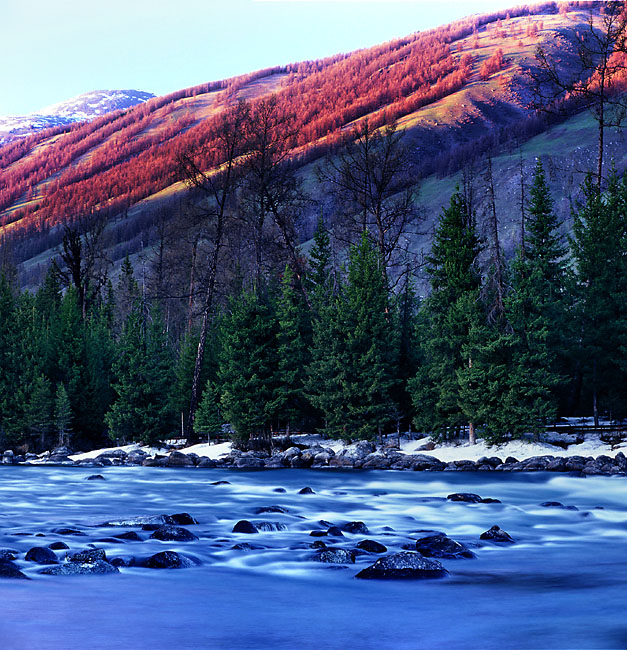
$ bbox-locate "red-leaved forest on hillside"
[0,1,603,253]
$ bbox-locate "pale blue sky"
[1,0,510,115]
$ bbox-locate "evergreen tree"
[25,374,54,450]
[273,265,311,433]
[195,380,223,440]
[219,285,279,448]
[571,172,627,423]
[54,383,73,446]
[342,233,397,439]
[308,234,396,440]
[502,160,568,436]
[410,191,482,441]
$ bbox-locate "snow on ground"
[398,435,627,462]
[67,432,627,464]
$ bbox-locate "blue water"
[1,467,626,649]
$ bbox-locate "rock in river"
[356,551,449,580]
[25,546,59,565]
[315,549,356,564]
[447,493,482,503]
[356,540,387,554]
[0,561,30,579]
[480,525,515,543]
[149,526,199,542]
[232,520,258,534]
[40,560,119,576]
[341,521,369,535]
[68,548,107,563]
[144,551,197,569]
[415,534,475,559]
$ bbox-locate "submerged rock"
[0,561,30,579]
[341,521,369,535]
[112,531,143,542]
[52,527,86,536]
[254,521,287,532]
[315,549,356,564]
[326,526,344,537]
[101,515,175,528]
[25,547,59,564]
[447,493,482,503]
[170,513,199,525]
[68,548,107,563]
[356,552,449,580]
[0,549,19,561]
[254,505,289,515]
[86,474,105,481]
[48,541,70,550]
[144,551,197,569]
[415,534,475,559]
[299,487,315,495]
[356,540,387,554]
[150,526,199,542]
[480,525,515,543]
[40,560,119,576]
[232,520,258,534]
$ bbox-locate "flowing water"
[1,467,627,649]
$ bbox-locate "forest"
[1,127,626,453]
[0,0,587,268]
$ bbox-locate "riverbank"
[3,430,627,476]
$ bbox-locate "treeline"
[2,159,627,452]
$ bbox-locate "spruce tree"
[25,374,54,450]
[219,285,279,448]
[195,380,223,440]
[54,383,73,446]
[273,265,311,433]
[571,172,627,423]
[410,191,482,441]
[342,233,397,440]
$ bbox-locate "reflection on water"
[1,467,626,649]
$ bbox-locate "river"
[1,467,626,649]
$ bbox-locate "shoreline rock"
[5,443,627,476]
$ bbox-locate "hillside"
[1,1,625,285]
[0,90,155,143]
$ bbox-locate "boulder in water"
[0,549,19,561]
[480,525,515,543]
[144,551,197,569]
[447,493,482,503]
[315,549,356,564]
[415,534,475,559]
[232,520,258,534]
[113,531,143,542]
[0,561,30,579]
[149,526,199,542]
[40,560,119,575]
[170,513,198,525]
[68,548,107,563]
[356,540,387,554]
[25,546,59,564]
[86,474,105,481]
[356,551,449,580]
[299,487,315,495]
[341,521,369,535]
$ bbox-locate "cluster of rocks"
[4,440,627,476]
[0,512,204,579]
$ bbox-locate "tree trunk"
[593,358,599,428]
[468,421,476,445]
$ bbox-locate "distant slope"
[1,1,623,285]
[0,90,155,142]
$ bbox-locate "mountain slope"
[0,90,155,142]
[1,2,624,285]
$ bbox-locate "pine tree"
[410,191,482,442]
[219,285,279,448]
[342,233,397,440]
[571,172,627,423]
[25,374,54,450]
[502,160,568,436]
[195,380,223,440]
[273,265,311,433]
[54,383,73,447]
